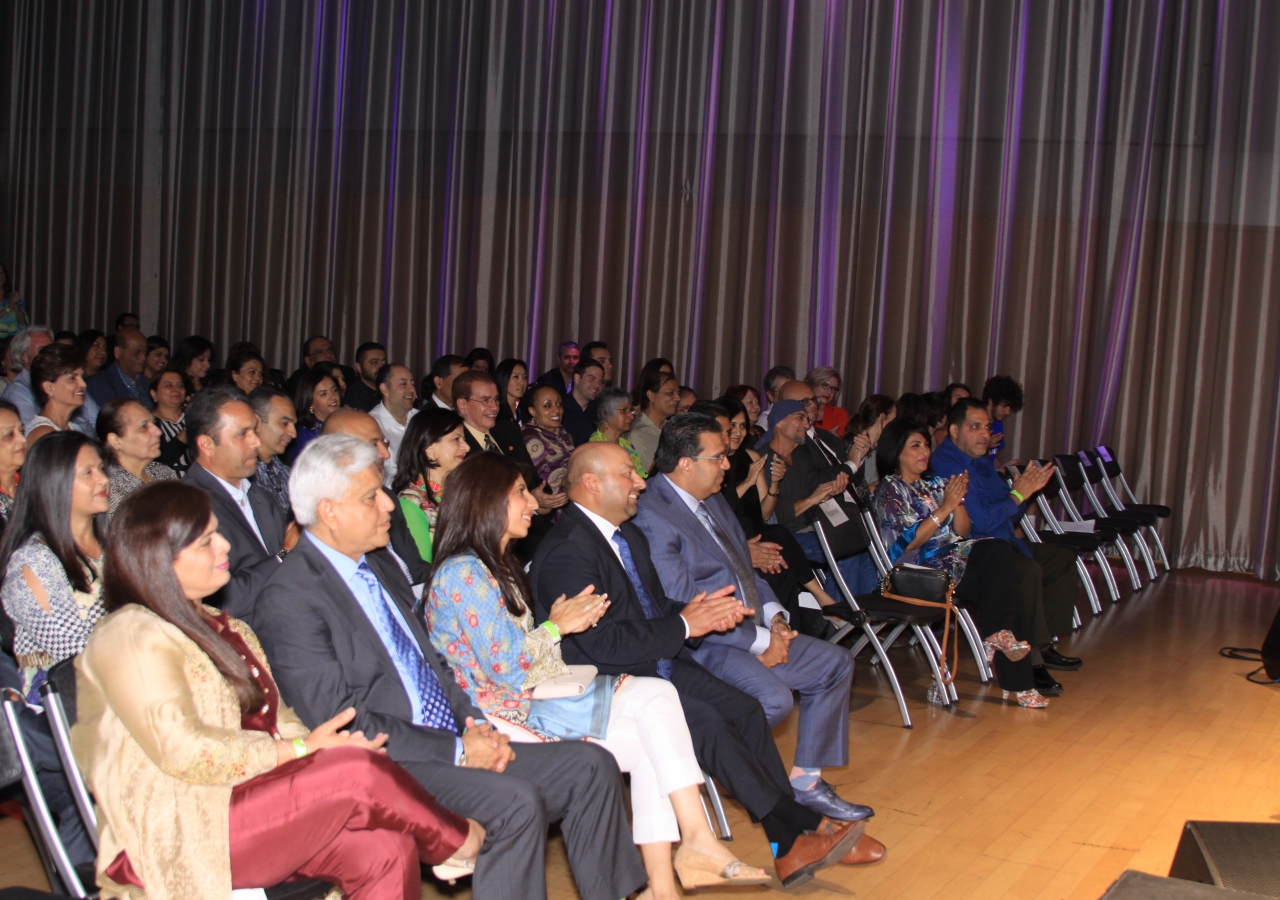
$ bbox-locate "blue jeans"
[792,533,880,596]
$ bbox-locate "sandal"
[674,847,771,889]
[983,629,1031,664]
[1002,688,1050,708]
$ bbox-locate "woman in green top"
[391,408,470,562]
[589,387,647,478]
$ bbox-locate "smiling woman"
[27,343,88,445]
[522,383,574,496]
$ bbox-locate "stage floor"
[3,569,1278,899]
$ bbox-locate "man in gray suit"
[634,413,880,839]
[251,435,646,900]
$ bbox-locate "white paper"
[819,498,849,526]
[797,591,823,610]
[1058,520,1096,533]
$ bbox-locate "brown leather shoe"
[774,817,866,889]
[839,833,886,865]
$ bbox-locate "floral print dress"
[872,474,977,582]
[522,422,574,492]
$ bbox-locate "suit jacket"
[535,366,573,395]
[86,362,155,411]
[462,420,535,469]
[632,475,768,659]
[250,534,485,768]
[183,462,286,617]
[384,485,432,586]
[529,502,694,678]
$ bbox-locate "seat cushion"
[1128,503,1171,518]
[1037,531,1103,553]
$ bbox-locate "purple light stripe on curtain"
[378,0,407,341]
[686,0,723,381]
[806,0,842,368]
[624,0,654,378]
[526,0,561,377]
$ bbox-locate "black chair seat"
[264,879,333,900]
[1037,531,1103,553]
[1127,502,1171,518]
[1084,513,1141,534]
[858,591,947,626]
[1103,505,1158,525]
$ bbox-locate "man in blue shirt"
[932,398,1083,694]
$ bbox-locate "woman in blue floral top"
[873,419,1045,708]
[426,453,768,897]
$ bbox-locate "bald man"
[529,442,866,887]
[86,327,154,410]
[322,408,432,591]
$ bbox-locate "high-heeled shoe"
[431,857,475,885]
[1002,688,1050,708]
[983,629,1031,664]
[673,846,771,889]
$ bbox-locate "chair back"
[1095,445,1123,479]
[1075,450,1107,485]
[845,481,892,576]
[0,690,21,790]
[1053,454,1085,490]
[39,657,97,844]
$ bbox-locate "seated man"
[85,327,153,410]
[561,357,605,447]
[251,435,646,900]
[531,442,875,888]
[249,385,296,518]
[343,341,387,412]
[931,397,1082,695]
[634,413,881,841]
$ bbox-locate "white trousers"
[594,675,703,844]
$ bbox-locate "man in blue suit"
[634,413,878,832]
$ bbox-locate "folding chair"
[1093,445,1172,570]
[1004,465,1103,616]
[31,660,334,900]
[1051,455,1145,593]
[1073,451,1159,581]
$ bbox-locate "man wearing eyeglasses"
[632,413,886,867]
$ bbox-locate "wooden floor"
[4,569,1280,899]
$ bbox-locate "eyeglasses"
[798,397,817,407]
[689,455,728,464]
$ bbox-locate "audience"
[427,452,769,896]
[589,387,646,476]
[0,261,27,339]
[285,334,355,397]
[86,328,153,410]
[562,358,604,446]
[370,363,418,485]
[143,334,170,380]
[465,347,495,373]
[724,383,763,433]
[871,418,1045,708]
[97,398,177,517]
[150,369,191,475]
[5,326,97,432]
[848,393,897,482]
[172,334,215,392]
[392,408,470,563]
[27,344,90,444]
[677,385,698,414]
[537,341,580,394]
[425,353,468,409]
[0,400,25,521]
[289,366,342,462]
[944,381,971,405]
[250,385,297,517]
[224,347,266,395]
[183,384,295,617]
[312,359,348,396]
[759,365,796,427]
[72,329,109,379]
[0,335,17,383]
[626,370,679,473]
[806,367,848,437]
[73,481,481,899]
[345,341,388,412]
[982,374,1023,461]
[251,435,646,900]
[494,357,528,423]
[530,442,867,888]
[581,340,614,385]
[932,397,1081,694]
[522,384,575,496]
[0,431,107,703]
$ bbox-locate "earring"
[309,406,314,415]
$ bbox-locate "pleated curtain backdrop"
[2,0,1279,578]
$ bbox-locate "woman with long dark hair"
[427,453,767,897]
[494,357,528,423]
[172,335,215,392]
[871,418,1044,708]
[72,329,109,379]
[0,431,108,703]
[847,393,897,484]
[288,368,342,462]
[391,408,470,562]
[71,481,482,899]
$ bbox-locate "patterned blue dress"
[872,474,977,581]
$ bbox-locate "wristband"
[291,738,308,759]
[1009,489,1025,504]
[541,621,561,641]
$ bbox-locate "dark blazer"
[529,502,693,678]
[182,462,286,617]
[462,421,535,470]
[535,367,572,395]
[383,486,432,587]
[250,534,484,766]
[85,363,154,411]
[561,395,596,447]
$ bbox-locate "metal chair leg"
[1072,606,1081,630]
[1111,537,1143,592]
[1146,524,1171,569]
[957,609,991,683]
[702,771,732,841]
[1130,528,1158,581]
[1094,548,1122,601]
[912,624,951,708]
[920,625,959,701]
[862,622,912,728]
[1076,558,1102,614]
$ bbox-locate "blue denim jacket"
[930,438,1031,558]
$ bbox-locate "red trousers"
[229,746,469,900]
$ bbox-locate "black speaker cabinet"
[1169,821,1280,896]
[1101,870,1265,898]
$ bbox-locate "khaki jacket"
[71,604,309,900]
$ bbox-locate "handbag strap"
[879,579,958,685]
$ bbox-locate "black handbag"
[880,563,958,684]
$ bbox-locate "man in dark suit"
[530,442,867,888]
[85,327,153,410]
[634,414,882,852]
[182,384,295,617]
[535,340,579,394]
[561,357,604,446]
[321,407,432,591]
[284,334,357,399]
[251,435,645,900]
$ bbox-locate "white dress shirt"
[211,474,268,551]
[370,402,417,484]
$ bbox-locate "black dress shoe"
[1041,646,1083,670]
[1032,665,1063,696]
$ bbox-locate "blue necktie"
[354,561,458,733]
[612,530,673,680]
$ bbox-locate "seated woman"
[392,408,470,563]
[521,384,574,496]
[626,371,679,473]
[143,335,170,381]
[288,368,342,463]
[805,367,849,438]
[0,399,26,522]
[97,398,178,517]
[225,348,266,395]
[72,329,108,380]
[26,344,89,444]
[494,357,528,423]
[465,347,495,373]
[72,481,483,900]
[149,369,191,476]
[722,384,764,445]
[847,393,896,486]
[427,454,768,899]
[0,431,108,703]
[871,418,1046,708]
[172,335,214,393]
[589,387,646,477]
